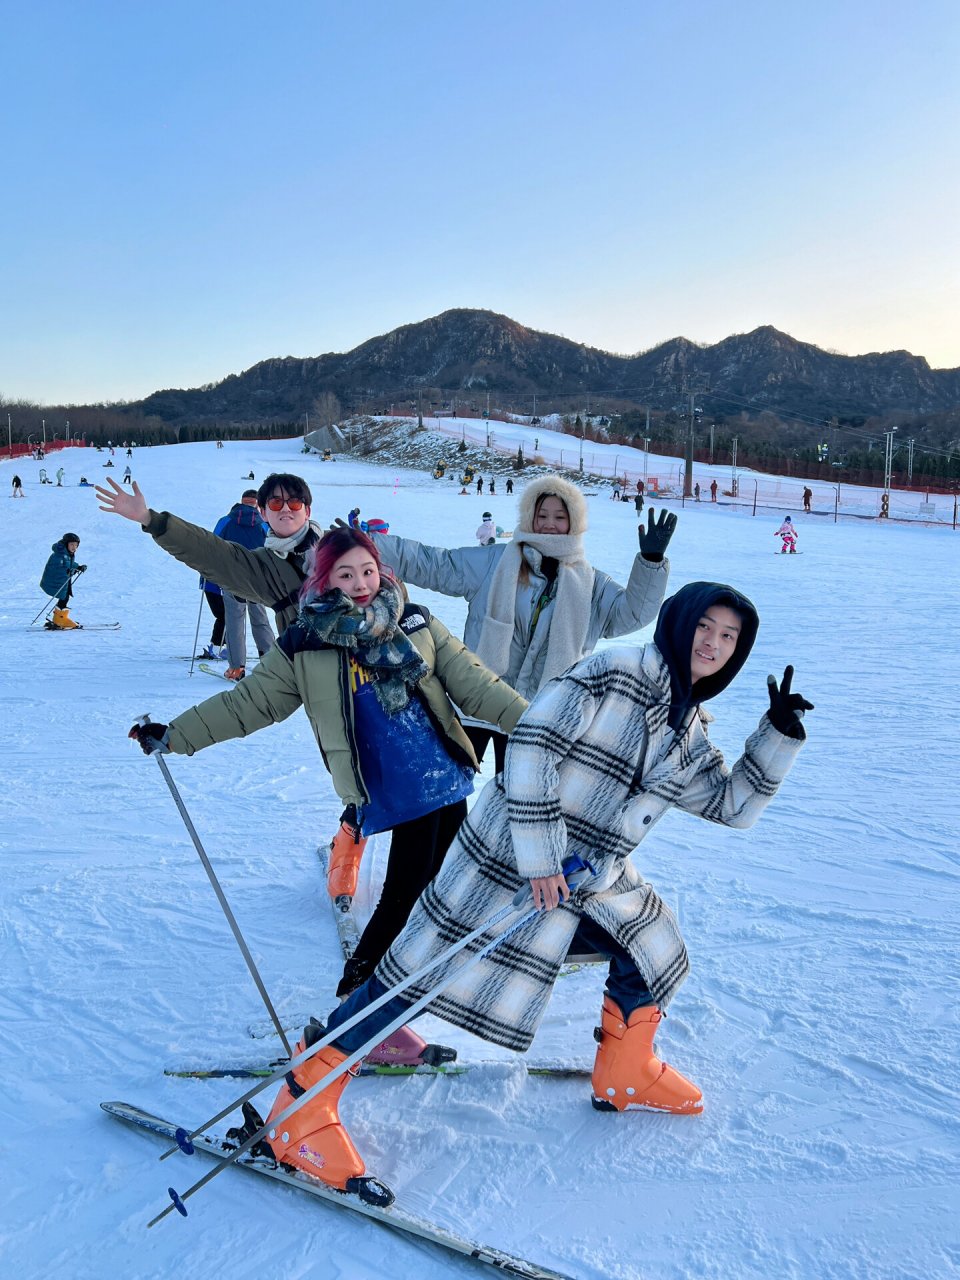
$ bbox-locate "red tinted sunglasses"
[265,498,305,511]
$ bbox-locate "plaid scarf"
[300,581,429,713]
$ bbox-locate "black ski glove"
[637,508,677,562]
[766,666,814,739]
[329,517,349,531]
[338,804,363,842]
[128,722,171,755]
[75,564,87,574]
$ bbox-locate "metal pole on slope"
[187,590,205,676]
[136,717,291,1057]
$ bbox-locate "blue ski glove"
[766,666,813,739]
[128,722,171,755]
[637,508,677,561]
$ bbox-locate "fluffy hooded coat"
[375,475,668,703]
[377,583,804,1052]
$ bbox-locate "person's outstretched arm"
[96,477,300,609]
[676,666,812,828]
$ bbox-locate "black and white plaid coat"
[377,643,804,1052]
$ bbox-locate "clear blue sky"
[3,0,958,404]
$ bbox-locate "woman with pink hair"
[130,528,527,1052]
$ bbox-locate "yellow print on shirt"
[348,655,374,694]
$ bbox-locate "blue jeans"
[568,915,654,1018]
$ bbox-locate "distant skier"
[505,477,514,495]
[122,465,132,484]
[710,480,718,502]
[56,467,65,487]
[612,484,621,501]
[12,474,23,497]
[634,490,644,515]
[488,477,496,495]
[476,476,484,495]
[40,532,86,628]
[803,487,813,513]
[126,447,133,459]
[775,517,798,554]
[694,483,701,502]
[475,511,496,546]
[347,508,361,529]
[215,490,275,681]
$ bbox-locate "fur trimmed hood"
[516,476,588,537]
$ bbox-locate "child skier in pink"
[775,517,798,553]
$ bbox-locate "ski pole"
[149,856,595,1225]
[187,588,205,677]
[156,882,538,1162]
[136,715,292,1057]
[30,568,82,625]
[156,856,598,1161]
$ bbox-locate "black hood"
[653,581,760,729]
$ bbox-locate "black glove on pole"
[766,666,814,738]
[130,713,292,1057]
[637,508,678,562]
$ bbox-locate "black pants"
[351,798,469,970]
[203,592,226,646]
[464,724,508,773]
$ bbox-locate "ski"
[101,1101,573,1279]
[199,661,259,680]
[318,843,362,959]
[27,621,121,631]
[165,1058,590,1080]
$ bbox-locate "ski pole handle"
[510,853,597,908]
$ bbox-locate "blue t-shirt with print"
[349,657,474,834]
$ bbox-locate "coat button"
[642,815,652,825]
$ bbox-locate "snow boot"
[591,995,702,1114]
[50,607,79,629]
[199,643,225,660]
[262,1028,392,1204]
[363,1023,458,1070]
[328,821,368,909]
[225,666,245,681]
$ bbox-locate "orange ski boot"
[262,1027,393,1205]
[328,817,367,911]
[591,995,703,1114]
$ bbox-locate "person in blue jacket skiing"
[40,532,86,628]
[215,490,275,679]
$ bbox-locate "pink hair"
[300,527,396,602]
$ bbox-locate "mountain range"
[130,310,960,425]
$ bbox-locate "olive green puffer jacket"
[166,603,527,809]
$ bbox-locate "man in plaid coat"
[260,581,813,1190]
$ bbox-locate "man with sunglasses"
[96,472,323,631]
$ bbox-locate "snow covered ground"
[1,436,957,1280]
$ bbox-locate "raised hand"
[638,507,678,561]
[766,666,814,739]
[96,476,149,525]
[128,721,171,755]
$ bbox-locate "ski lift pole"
[149,855,597,1226]
[136,716,291,1058]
